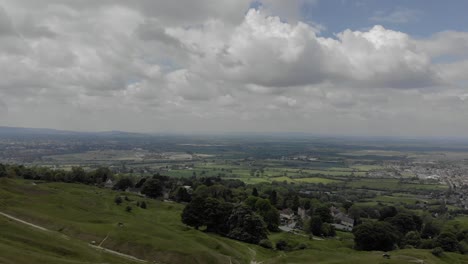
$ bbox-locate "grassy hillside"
[1,178,467,264]
[0,215,137,264]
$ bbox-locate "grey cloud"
[0,6,15,36]
[0,98,7,117]
[4,0,252,26]
[18,18,57,39]
[137,19,181,47]
[416,31,468,58]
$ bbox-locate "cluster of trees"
[0,163,7,178]
[244,196,280,231]
[0,163,113,186]
[306,205,336,237]
[181,185,282,244]
[182,196,268,244]
[353,205,468,254]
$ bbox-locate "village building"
[104,179,114,188]
[330,206,354,232]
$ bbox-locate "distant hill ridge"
[0,126,142,137]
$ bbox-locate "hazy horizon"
[1,1,468,137]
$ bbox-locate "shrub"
[458,241,468,254]
[431,247,444,257]
[402,231,422,248]
[114,196,123,205]
[420,239,435,249]
[353,221,399,251]
[296,243,307,250]
[113,178,134,191]
[125,206,132,212]
[276,240,288,251]
[436,232,459,252]
[259,239,273,249]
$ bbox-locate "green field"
[350,165,384,171]
[347,178,448,191]
[165,162,371,181]
[0,178,466,264]
[223,176,340,185]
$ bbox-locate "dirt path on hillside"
[89,244,147,263]
[99,232,110,247]
[0,211,48,231]
[0,211,147,263]
[247,246,263,264]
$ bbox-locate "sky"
[0,0,468,137]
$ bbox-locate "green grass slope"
[0,216,137,264]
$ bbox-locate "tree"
[259,239,273,249]
[202,198,233,234]
[0,164,7,178]
[379,206,398,220]
[255,198,279,231]
[269,190,278,206]
[275,240,289,251]
[263,207,280,232]
[182,196,233,234]
[70,167,87,183]
[245,196,259,208]
[181,197,206,230]
[113,178,134,191]
[292,195,300,212]
[245,197,279,232]
[114,196,123,205]
[343,201,353,213]
[226,205,268,244]
[125,205,132,212]
[182,197,204,229]
[135,178,147,188]
[402,231,422,248]
[141,179,163,198]
[412,214,423,232]
[308,216,323,236]
[315,206,333,223]
[422,221,441,239]
[436,232,459,252]
[321,223,336,237]
[432,247,444,257]
[91,167,113,185]
[194,184,232,201]
[385,213,418,235]
[353,221,399,251]
[140,201,147,209]
[175,187,191,202]
[252,187,259,197]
